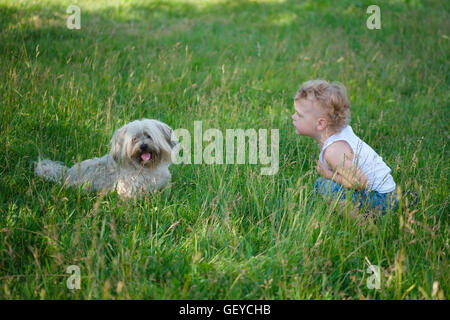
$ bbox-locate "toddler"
[292,80,398,215]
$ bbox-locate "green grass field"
[0,0,448,299]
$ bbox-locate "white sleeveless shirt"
[319,125,396,193]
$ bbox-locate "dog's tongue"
[141,153,151,161]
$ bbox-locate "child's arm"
[320,141,369,190]
[316,160,356,189]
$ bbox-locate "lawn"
[0,0,448,299]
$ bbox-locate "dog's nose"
[140,144,148,150]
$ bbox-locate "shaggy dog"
[35,119,178,198]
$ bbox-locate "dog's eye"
[132,137,137,143]
[144,133,152,140]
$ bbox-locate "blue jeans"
[314,177,398,215]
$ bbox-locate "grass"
[0,0,448,299]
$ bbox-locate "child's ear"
[317,117,328,130]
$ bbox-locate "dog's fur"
[34,119,177,198]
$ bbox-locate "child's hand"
[316,160,334,179]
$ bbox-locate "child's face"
[292,98,323,137]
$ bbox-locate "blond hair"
[294,80,351,131]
